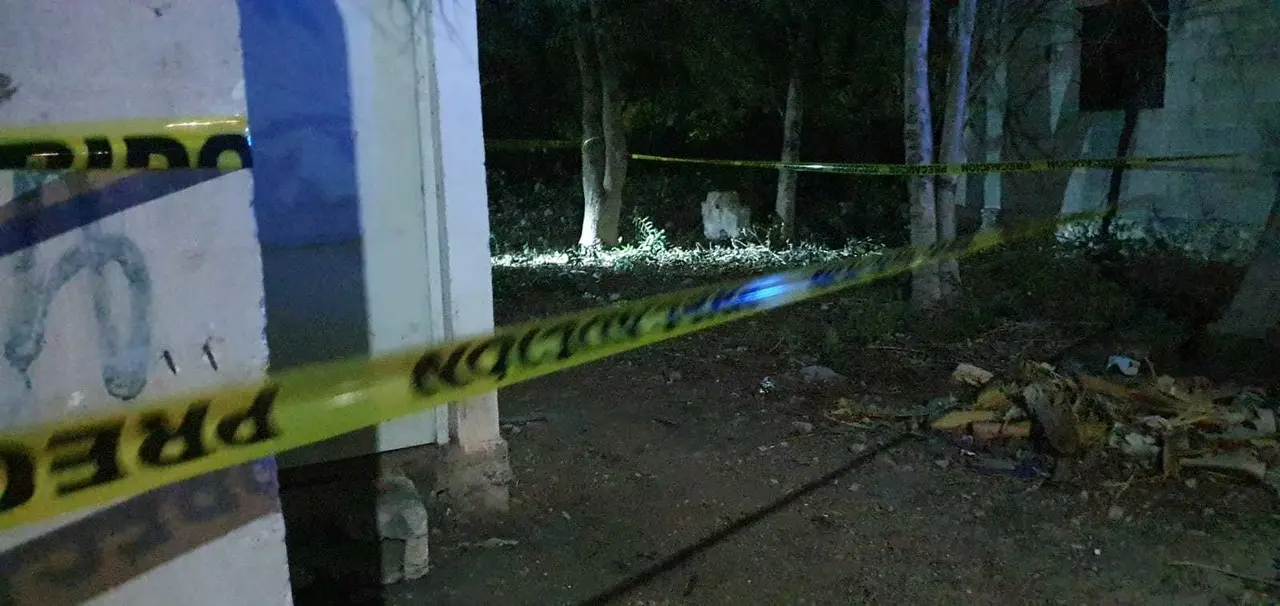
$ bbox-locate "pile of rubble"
[928,359,1279,490]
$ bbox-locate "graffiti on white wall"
[1,172,155,427]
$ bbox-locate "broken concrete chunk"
[376,475,431,540]
[952,363,994,386]
[402,536,431,581]
[701,191,751,241]
[381,539,406,585]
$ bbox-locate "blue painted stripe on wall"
[0,171,222,257]
[235,0,362,247]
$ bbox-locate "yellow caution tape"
[0,116,250,171]
[1,115,1237,175]
[0,214,1103,531]
[628,152,1241,176]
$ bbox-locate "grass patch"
[490,212,1255,370]
[491,216,1144,355]
[492,217,885,277]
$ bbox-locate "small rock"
[952,363,994,386]
[799,365,845,385]
[1107,505,1124,520]
[847,482,862,492]
[849,443,867,453]
[792,421,815,434]
[474,538,519,548]
[769,478,780,486]
[934,459,951,469]
[1184,478,1198,489]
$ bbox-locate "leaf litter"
[925,358,1280,493]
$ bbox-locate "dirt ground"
[291,259,1280,606]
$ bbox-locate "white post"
[276,0,509,510]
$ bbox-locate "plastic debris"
[1107,355,1141,377]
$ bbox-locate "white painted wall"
[972,1,1280,234]
[0,2,292,604]
[275,0,502,468]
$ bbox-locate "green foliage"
[630,215,668,253]
[1056,215,1263,264]
[486,168,582,255]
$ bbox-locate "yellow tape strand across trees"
[0,215,1096,531]
[0,113,1222,532]
[628,152,1241,176]
[0,115,1237,174]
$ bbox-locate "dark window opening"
[1078,0,1169,112]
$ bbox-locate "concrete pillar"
[0,2,292,604]
[251,0,510,512]
[417,0,511,512]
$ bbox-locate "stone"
[402,536,431,580]
[376,474,430,540]
[381,539,406,585]
[335,471,432,585]
[434,439,514,514]
[701,191,751,241]
[799,365,845,385]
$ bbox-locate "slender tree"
[936,0,979,303]
[586,0,628,247]
[904,0,941,309]
[573,14,609,247]
[774,6,809,238]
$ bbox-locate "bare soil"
[292,260,1280,606]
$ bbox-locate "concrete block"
[380,540,405,585]
[402,536,430,581]
[374,474,430,541]
[434,439,514,514]
[701,191,752,241]
[332,471,431,585]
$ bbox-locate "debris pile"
[930,360,1279,490]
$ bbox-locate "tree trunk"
[905,0,941,310]
[775,31,805,239]
[936,0,979,304]
[589,0,627,247]
[1099,103,1140,245]
[574,21,607,248]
